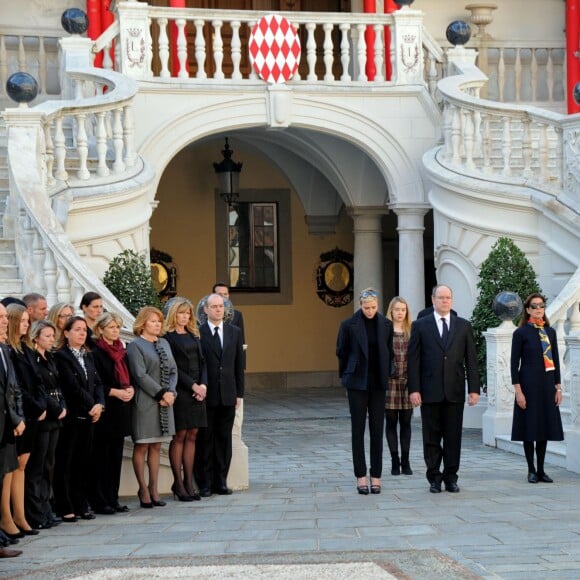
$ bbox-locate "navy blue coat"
[336,309,394,391]
[510,324,564,442]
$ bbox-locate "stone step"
[0,250,16,265]
[0,278,23,295]
[0,264,19,278]
[496,434,567,468]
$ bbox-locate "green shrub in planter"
[470,237,541,387]
[103,249,162,316]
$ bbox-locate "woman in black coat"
[164,298,207,501]
[28,320,66,530]
[336,288,394,495]
[511,293,564,483]
[91,312,134,515]
[53,317,105,522]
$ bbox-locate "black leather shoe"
[17,526,40,536]
[114,504,130,513]
[199,488,213,498]
[445,482,460,493]
[80,512,96,520]
[94,506,116,515]
[0,529,24,540]
[528,472,538,483]
[429,481,441,493]
[213,486,233,495]
[537,472,553,483]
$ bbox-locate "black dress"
[165,331,208,431]
[511,324,564,442]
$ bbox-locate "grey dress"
[126,336,177,443]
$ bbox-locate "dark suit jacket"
[200,322,244,407]
[0,343,24,446]
[417,306,458,319]
[407,313,480,403]
[9,343,47,421]
[336,309,394,391]
[164,331,208,392]
[54,347,105,420]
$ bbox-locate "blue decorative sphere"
[6,72,39,105]
[574,82,580,105]
[61,8,89,35]
[492,291,523,322]
[446,20,471,46]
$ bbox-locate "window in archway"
[228,202,279,290]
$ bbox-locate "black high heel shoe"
[137,489,153,508]
[148,491,166,507]
[356,477,369,495]
[171,483,194,502]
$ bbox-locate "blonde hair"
[386,296,412,339]
[93,312,124,340]
[133,306,164,337]
[359,287,379,304]
[30,319,57,344]
[164,298,199,338]
[7,303,32,352]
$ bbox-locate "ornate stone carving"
[563,128,580,197]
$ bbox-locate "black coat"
[54,347,105,420]
[91,345,132,438]
[407,313,480,403]
[0,343,24,447]
[200,322,244,407]
[336,309,394,391]
[34,350,66,430]
[9,343,47,421]
[510,324,564,441]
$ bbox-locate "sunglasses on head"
[360,290,378,300]
[529,302,545,310]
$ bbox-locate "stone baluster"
[426,53,438,98]
[531,49,538,102]
[212,20,224,80]
[463,108,475,170]
[194,20,207,79]
[75,113,90,180]
[102,40,114,71]
[501,116,511,175]
[323,22,334,81]
[306,22,317,81]
[0,36,7,95]
[565,302,580,474]
[54,117,68,181]
[339,23,351,82]
[442,102,453,161]
[514,48,521,102]
[157,17,170,78]
[373,24,384,83]
[482,321,517,446]
[547,48,554,102]
[482,114,493,174]
[552,126,562,186]
[356,24,367,81]
[498,48,505,101]
[472,96,482,159]
[112,108,126,174]
[231,21,242,80]
[70,281,85,315]
[539,123,549,182]
[521,118,532,178]
[18,36,26,71]
[123,103,136,168]
[32,230,46,293]
[248,20,258,80]
[38,37,47,95]
[56,265,72,304]
[176,18,188,79]
[451,106,461,165]
[43,248,58,306]
[96,111,110,177]
[44,122,55,188]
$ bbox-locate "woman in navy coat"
[336,288,394,495]
[511,293,563,483]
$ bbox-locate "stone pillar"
[482,320,516,447]
[228,400,249,490]
[391,7,423,85]
[392,204,428,318]
[565,302,580,474]
[350,209,385,310]
[59,37,93,100]
[116,0,152,80]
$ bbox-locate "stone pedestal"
[482,320,515,447]
[565,325,580,474]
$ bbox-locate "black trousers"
[25,425,60,526]
[420,400,464,484]
[347,388,386,478]
[385,408,413,455]
[194,404,236,490]
[91,427,125,510]
[53,418,94,516]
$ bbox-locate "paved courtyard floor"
[2,386,579,579]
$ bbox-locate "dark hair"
[1,296,26,307]
[80,291,102,309]
[60,316,89,348]
[212,282,229,293]
[520,292,550,327]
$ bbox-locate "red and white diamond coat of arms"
[249,14,301,84]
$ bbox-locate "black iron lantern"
[213,138,243,205]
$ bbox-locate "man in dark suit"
[0,303,24,558]
[408,284,480,494]
[213,282,246,367]
[196,293,244,497]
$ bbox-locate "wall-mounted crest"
[315,247,353,308]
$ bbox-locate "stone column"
[116,0,152,79]
[59,37,93,100]
[482,320,516,446]
[350,209,386,310]
[392,204,428,318]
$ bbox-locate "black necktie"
[441,317,449,347]
[213,326,222,356]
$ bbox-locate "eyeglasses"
[529,302,545,310]
[58,313,73,319]
[359,290,378,300]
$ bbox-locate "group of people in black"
[0,283,245,559]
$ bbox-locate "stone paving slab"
[1,386,579,579]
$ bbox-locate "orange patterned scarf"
[528,321,555,372]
